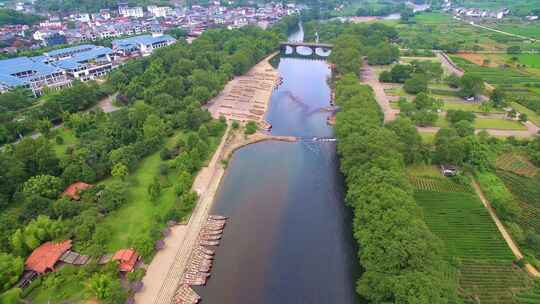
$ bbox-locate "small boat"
[198,247,215,255]
[200,229,223,235]
[200,240,220,246]
[200,234,221,240]
[209,215,228,220]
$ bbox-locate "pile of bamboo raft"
[173,215,228,304]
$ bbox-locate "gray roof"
[44,44,97,58]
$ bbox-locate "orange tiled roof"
[112,248,139,272]
[62,182,93,200]
[25,240,72,273]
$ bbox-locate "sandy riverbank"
[207,52,280,129]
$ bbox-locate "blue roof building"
[50,46,115,81]
[0,57,71,96]
[112,34,176,56]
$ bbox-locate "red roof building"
[62,182,93,200]
[25,240,72,273]
[112,249,139,272]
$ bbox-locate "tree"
[459,73,485,98]
[507,45,522,54]
[385,118,424,164]
[35,119,53,139]
[490,87,507,108]
[86,273,125,303]
[0,253,23,293]
[245,121,257,135]
[143,114,166,144]
[175,171,193,197]
[479,102,492,113]
[446,110,476,124]
[147,176,162,202]
[404,74,428,94]
[22,175,63,199]
[519,113,528,123]
[111,163,128,181]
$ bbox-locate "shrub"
[55,136,64,145]
[244,121,257,135]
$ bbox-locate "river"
[194,26,359,304]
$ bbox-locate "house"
[0,56,71,96]
[112,249,140,272]
[112,34,176,57]
[119,4,144,18]
[62,182,93,200]
[441,164,458,177]
[25,240,72,273]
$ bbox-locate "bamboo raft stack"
[175,215,229,302]
[174,284,201,304]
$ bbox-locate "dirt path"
[360,61,399,123]
[468,22,538,42]
[436,51,464,77]
[471,179,540,278]
[417,122,539,138]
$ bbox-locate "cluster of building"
[1,2,298,51]
[452,7,511,20]
[0,2,298,96]
[0,33,176,96]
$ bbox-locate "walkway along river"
[194,27,360,303]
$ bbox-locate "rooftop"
[112,248,139,272]
[44,44,97,58]
[52,46,113,70]
[62,182,93,200]
[112,34,175,48]
[0,56,63,87]
[25,240,72,273]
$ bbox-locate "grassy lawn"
[97,130,221,251]
[419,132,435,144]
[511,102,540,127]
[51,127,77,157]
[406,164,441,177]
[474,117,527,130]
[98,132,187,251]
[434,116,450,128]
[412,12,453,24]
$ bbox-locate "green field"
[506,54,540,69]
[50,127,77,156]
[414,189,532,303]
[97,131,202,251]
[415,190,514,260]
[412,12,453,24]
[496,23,540,40]
[474,117,527,130]
[512,102,540,126]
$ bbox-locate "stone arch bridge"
[279,42,333,56]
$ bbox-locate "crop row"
[495,153,538,177]
[409,176,469,193]
[459,259,534,304]
[415,191,514,261]
[497,170,540,208]
[518,202,540,233]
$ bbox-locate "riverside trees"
[334,74,459,303]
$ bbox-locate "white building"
[147,5,172,17]
[112,33,176,57]
[119,5,144,18]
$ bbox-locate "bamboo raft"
[175,214,229,301]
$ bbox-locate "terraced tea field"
[414,191,514,261]
[497,171,540,208]
[409,175,470,193]
[414,187,533,303]
[459,260,533,304]
[496,153,539,177]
